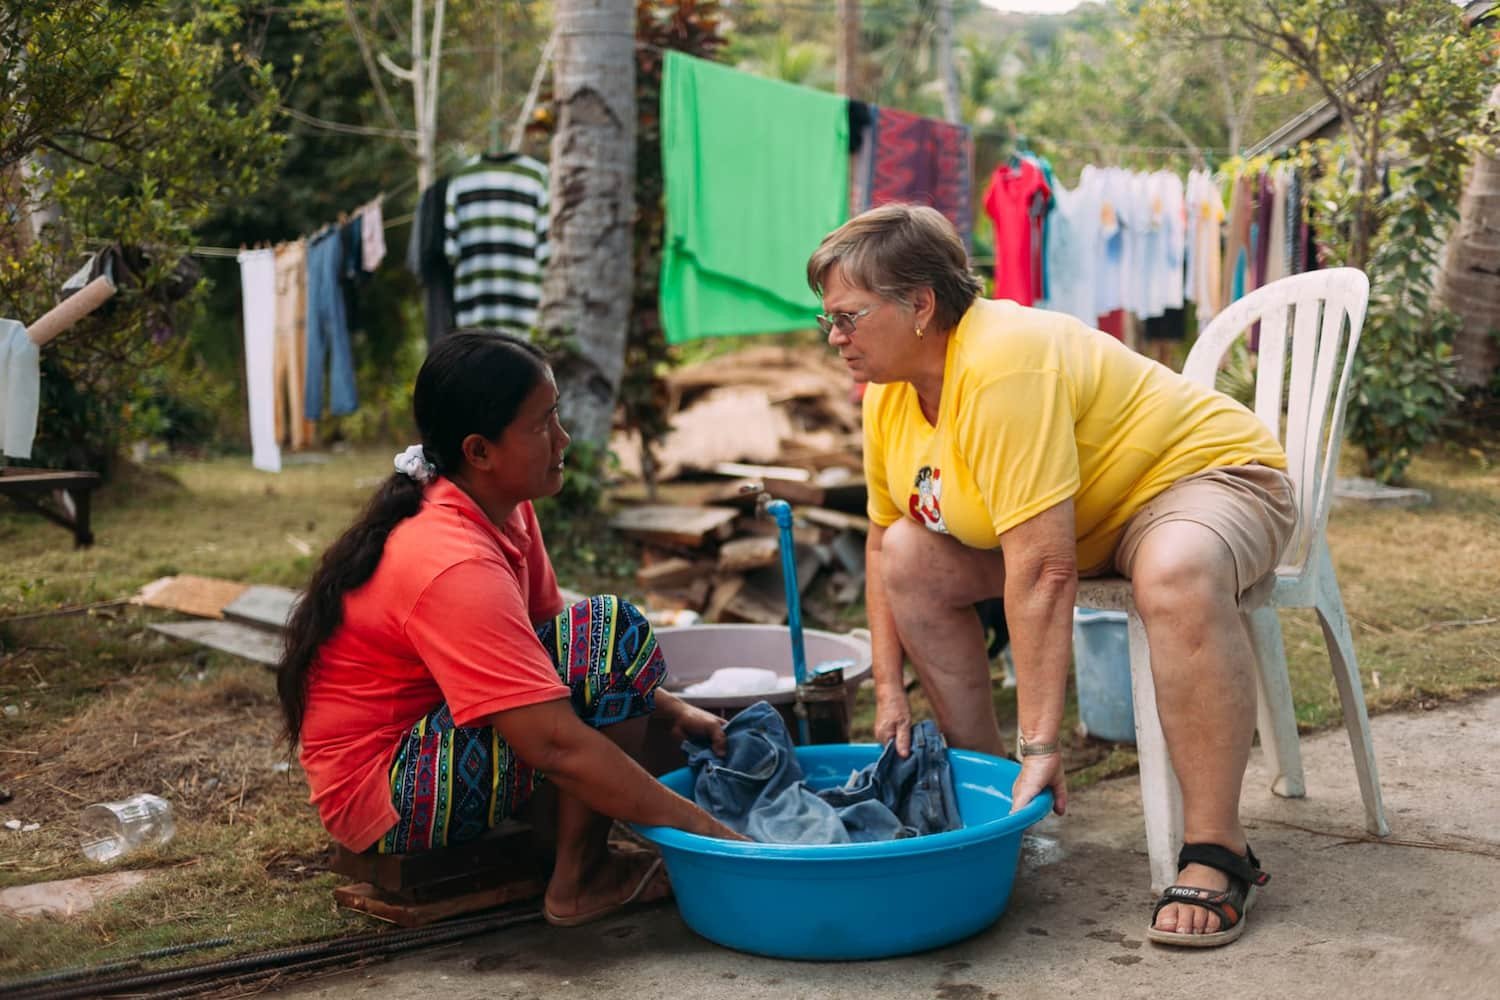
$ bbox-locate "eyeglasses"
[816,306,874,336]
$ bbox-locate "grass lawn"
[1,441,1498,978]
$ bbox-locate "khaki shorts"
[1104,464,1298,607]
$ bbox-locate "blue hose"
[765,500,811,744]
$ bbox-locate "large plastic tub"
[632,745,1052,960]
[655,624,871,712]
[1073,607,1135,743]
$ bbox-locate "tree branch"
[342,0,412,148]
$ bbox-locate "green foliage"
[1344,154,1472,484]
[0,0,283,472]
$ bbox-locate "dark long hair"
[276,331,550,747]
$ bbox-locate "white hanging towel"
[0,319,41,460]
[238,250,281,473]
[360,196,387,272]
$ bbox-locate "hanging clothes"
[1022,152,1058,302]
[1264,167,1290,286]
[359,197,387,272]
[304,229,358,420]
[272,240,308,451]
[1092,166,1129,318]
[1184,169,1225,327]
[659,52,849,343]
[444,152,550,334]
[409,178,456,344]
[848,100,877,216]
[1223,173,1254,308]
[238,249,281,473]
[982,158,1050,305]
[1253,169,1274,292]
[865,106,973,247]
[1038,173,1099,325]
[0,318,40,460]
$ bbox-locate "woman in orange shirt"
[276,331,741,927]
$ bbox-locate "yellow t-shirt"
[864,298,1286,572]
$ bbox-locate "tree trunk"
[1437,83,1500,389]
[538,0,636,449]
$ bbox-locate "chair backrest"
[1181,268,1370,574]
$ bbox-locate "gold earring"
[915,325,924,339]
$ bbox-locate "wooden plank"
[610,505,738,548]
[800,507,870,534]
[133,575,250,620]
[221,585,300,632]
[329,821,536,894]
[643,576,711,611]
[635,557,707,590]
[712,461,811,483]
[702,575,746,624]
[0,469,100,490]
[150,620,283,666]
[332,880,543,928]
[717,535,780,573]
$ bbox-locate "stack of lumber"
[607,344,870,627]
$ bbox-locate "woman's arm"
[488,700,742,838]
[865,524,914,755]
[999,498,1078,815]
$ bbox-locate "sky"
[979,0,1097,14]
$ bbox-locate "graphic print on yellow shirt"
[862,298,1287,572]
[908,466,949,533]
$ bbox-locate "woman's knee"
[1131,535,1236,623]
[880,518,1003,606]
[556,595,666,724]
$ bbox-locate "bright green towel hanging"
[660,52,849,344]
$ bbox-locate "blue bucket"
[1073,607,1135,743]
[632,745,1052,960]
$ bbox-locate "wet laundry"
[683,700,962,845]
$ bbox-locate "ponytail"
[276,472,425,747]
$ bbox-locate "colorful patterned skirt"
[377,595,666,854]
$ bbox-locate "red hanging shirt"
[982,160,1050,306]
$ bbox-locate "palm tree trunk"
[1437,83,1500,389]
[538,0,636,449]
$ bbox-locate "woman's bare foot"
[543,849,672,927]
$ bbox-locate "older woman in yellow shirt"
[808,205,1295,948]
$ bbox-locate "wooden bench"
[0,468,101,548]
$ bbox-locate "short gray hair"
[806,204,981,332]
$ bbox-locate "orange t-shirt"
[298,478,568,851]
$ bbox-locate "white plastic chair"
[1076,268,1390,893]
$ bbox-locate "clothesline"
[81,210,415,262]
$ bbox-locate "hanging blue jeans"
[304,230,358,419]
[685,701,962,845]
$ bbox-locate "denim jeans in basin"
[818,719,961,840]
[685,701,962,845]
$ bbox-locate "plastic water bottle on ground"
[79,794,175,862]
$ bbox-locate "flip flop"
[543,856,671,928]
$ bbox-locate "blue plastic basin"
[632,744,1052,960]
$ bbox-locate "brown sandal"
[1148,843,1268,948]
[543,856,672,928]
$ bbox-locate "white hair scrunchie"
[393,444,436,484]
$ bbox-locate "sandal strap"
[1177,842,1270,888]
[1151,883,1246,930]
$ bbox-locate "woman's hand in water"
[662,694,730,756]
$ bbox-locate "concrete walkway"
[278,694,1500,1000]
